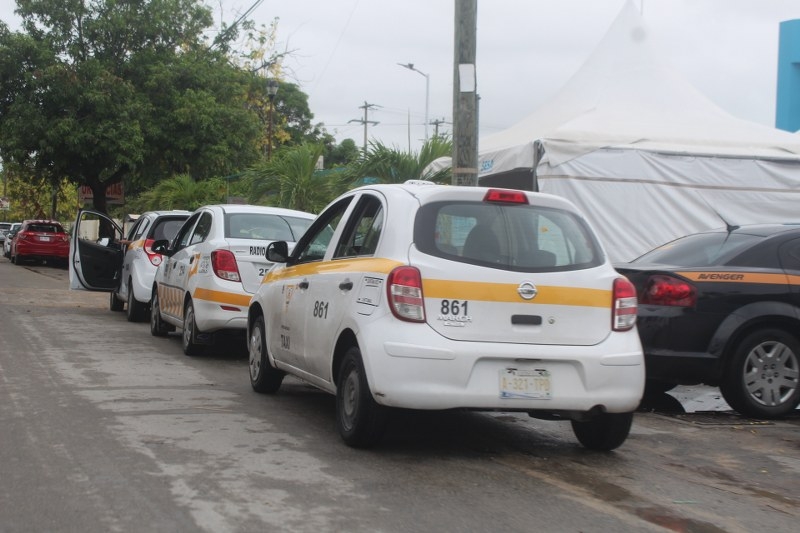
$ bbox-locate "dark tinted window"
[633,232,762,267]
[150,217,188,241]
[415,201,602,271]
[27,223,65,233]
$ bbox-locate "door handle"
[298,279,309,289]
[189,256,194,264]
[339,280,353,291]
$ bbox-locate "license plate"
[39,236,50,242]
[499,368,551,399]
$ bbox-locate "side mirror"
[151,239,171,255]
[266,241,289,263]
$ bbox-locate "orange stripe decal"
[676,271,789,285]
[193,287,251,307]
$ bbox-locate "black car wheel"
[249,314,285,393]
[109,290,124,312]
[570,412,633,451]
[336,347,388,448]
[150,289,171,337]
[126,280,147,322]
[182,299,202,356]
[721,328,800,419]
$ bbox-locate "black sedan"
[615,224,800,419]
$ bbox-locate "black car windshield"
[632,232,762,266]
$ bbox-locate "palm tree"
[245,143,346,213]
[129,174,226,212]
[347,136,453,185]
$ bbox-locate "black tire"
[336,347,388,448]
[110,290,124,312]
[720,328,800,419]
[571,412,633,451]
[249,314,285,393]
[126,280,147,322]
[182,299,202,356]
[150,289,171,337]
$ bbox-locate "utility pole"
[452,0,478,186]
[430,118,449,138]
[349,101,380,153]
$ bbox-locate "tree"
[347,136,453,184]
[325,138,360,168]
[0,0,262,214]
[127,173,226,212]
[245,144,347,213]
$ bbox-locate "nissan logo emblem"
[517,282,538,300]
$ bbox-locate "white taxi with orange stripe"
[149,204,315,355]
[247,182,644,450]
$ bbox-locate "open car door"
[69,209,124,291]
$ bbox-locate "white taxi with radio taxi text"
[150,204,315,355]
[247,181,644,450]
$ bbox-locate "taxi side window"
[294,197,352,264]
[132,218,150,240]
[189,212,213,245]
[173,213,200,253]
[334,195,384,258]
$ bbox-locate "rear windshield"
[632,232,761,267]
[26,223,65,233]
[414,201,603,272]
[151,217,189,242]
[225,213,312,241]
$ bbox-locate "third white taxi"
[247,181,644,450]
[150,204,315,355]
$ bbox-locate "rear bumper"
[359,320,645,414]
[16,241,69,258]
[191,285,251,333]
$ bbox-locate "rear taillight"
[387,266,425,322]
[17,231,31,241]
[211,249,241,282]
[612,277,638,331]
[143,239,162,266]
[640,275,696,307]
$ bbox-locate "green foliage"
[0,0,261,214]
[326,138,360,168]
[0,165,77,222]
[347,136,453,184]
[245,144,347,213]
[127,174,226,212]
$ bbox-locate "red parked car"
[10,219,71,266]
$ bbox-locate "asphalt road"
[0,257,798,533]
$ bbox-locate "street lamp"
[266,79,279,160]
[398,63,430,141]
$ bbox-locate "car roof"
[199,204,316,219]
[349,181,581,211]
[143,210,192,217]
[695,223,800,238]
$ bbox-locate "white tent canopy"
[430,0,800,261]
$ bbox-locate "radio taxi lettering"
[250,246,268,257]
[697,273,745,281]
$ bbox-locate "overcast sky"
[2,0,800,152]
